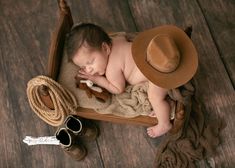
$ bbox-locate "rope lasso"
[26,75,78,126]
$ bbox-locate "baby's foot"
[147,123,172,138]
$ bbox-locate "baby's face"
[73,43,109,76]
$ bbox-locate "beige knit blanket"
[96,82,152,117]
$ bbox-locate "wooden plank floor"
[0,0,234,167]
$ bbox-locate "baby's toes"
[147,128,155,138]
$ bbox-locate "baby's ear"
[102,42,111,55]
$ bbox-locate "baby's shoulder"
[109,32,138,42]
[110,38,128,57]
[112,36,131,53]
[108,43,126,70]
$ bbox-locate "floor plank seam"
[95,139,105,168]
[195,0,235,90]
[126,0,139,32]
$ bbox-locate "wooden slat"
[128,0,235,167]
[197,0,235,88]
[68,0,137,32]
[0,1,58,167]
[196,0,235,166]
[0,0,103,167]
[0,0,234,167]
[75,107,157,126]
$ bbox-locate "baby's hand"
[77,69,93,80]
[77,69,102,84]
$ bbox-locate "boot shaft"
[64,115,82,135]
[55,128,72,148]
[55,128,87,161]
[64,115,98,141]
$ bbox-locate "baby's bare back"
[106,36,147,85]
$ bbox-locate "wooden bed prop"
[38,0,187,129]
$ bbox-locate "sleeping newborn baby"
[65,23,198,138]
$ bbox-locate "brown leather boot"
[64,115,99,141]
[55,128,87,161]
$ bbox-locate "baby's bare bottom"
[147,83,172,138]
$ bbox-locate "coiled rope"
[27,75,78,126]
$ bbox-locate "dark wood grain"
[69,0,137,32]
[0,0,234,167]
[197,0,235,89]
[128,0,235,167]
[0,0,103,167]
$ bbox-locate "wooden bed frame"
[38,0,187,131]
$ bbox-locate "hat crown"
[146,35,180,73]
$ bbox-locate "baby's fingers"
[77,73,89,79]
[78,69,87,75]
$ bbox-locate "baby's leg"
[147,82,172,138]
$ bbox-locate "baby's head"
[66,23,112,75]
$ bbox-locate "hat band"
[145,55,179,74]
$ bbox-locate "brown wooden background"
[0,0,234,167]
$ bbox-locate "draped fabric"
[155,82,225,168]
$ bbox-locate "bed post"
[58,0,73,27]
[47,0,73,80]
[39,0,74,109]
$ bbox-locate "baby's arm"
[77,69,125,94]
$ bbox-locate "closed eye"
[80,66,85,70]
[87,59,95,65]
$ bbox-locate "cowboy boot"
[55,128,87,161]
[64,115,99,141]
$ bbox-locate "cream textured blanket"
[154,82,224,168]
[96,82,152,117]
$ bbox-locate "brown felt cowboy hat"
[132,25,198,89]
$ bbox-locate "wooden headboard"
[47,0,73,80]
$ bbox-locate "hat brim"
[132,25,198,89]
